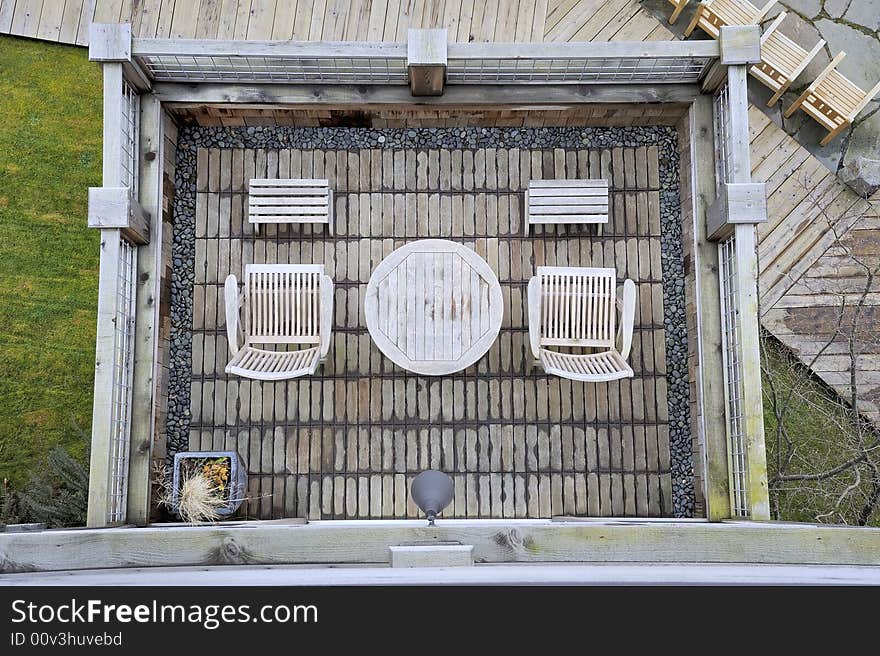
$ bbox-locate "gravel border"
[167,125,695,517]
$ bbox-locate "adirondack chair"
[783,52,880,146]
[223,264,333,380]
[750,12,825,107]
[684,0,777,39]
[668,0,689,24]
[527,267,636,382]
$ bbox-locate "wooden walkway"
[189,141,675,519]
[748,106,880,424]
[0,0,673,45]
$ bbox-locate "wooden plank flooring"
[747,106,880,424]
[0,0,672,44]
[190,142,674,519]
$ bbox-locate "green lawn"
[0,36,102,487]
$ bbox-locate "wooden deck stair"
[2,0,877,421]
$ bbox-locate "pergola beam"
[130,37,719,60]
[153,82,703,105]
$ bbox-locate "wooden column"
[127,95,165,526]
[86,57,129,527]
[690,95,731,521]
[86,23,153,526]
[407,29,447,96]
[87,229,125,527]
[727,62,770,520]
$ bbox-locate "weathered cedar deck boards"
[0,0,672,45]
[190,143,673,519]
[749,106,880,424]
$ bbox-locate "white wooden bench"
[247,178,334,235]
[223,264,334,380]
[524,179,609,236]
[527,266,636,382]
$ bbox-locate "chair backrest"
[537,266,617,349]
[244,264,324,345]
[705,0,763,23]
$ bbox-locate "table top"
[364,239,503,376]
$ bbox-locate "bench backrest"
[248,178,331,224]
[244,264,324,345]
[527,179,609,224]
[536,266,617,349]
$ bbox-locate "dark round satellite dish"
[411,470,454,525]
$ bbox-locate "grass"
[0,36,102,487]
[763,337,879,526]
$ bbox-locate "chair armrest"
[807,51,845,92]
[760,11,785,43]
[755,0,778,22]
[851,78,880,120]
[527,276,542,361]
[223,274,242,356]
[789,38,825,82]
[319,274,334,359]
[616,279,636,361]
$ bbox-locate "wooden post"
[407,29,447,96]
[705,53,770,520]
[86,230,124,527]
[690,95,731,521]
[734,224,770,520]
[126,95,165,526]
[727,62,769,519]
[101,63,124,187]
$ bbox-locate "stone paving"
[642,0,880,196]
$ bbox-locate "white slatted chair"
[750,12,825,107]
[524,179,609,236]
[248,178,334,235]
[223,264,333,380]
[684,0,777,39]
[783,52,880,146]
[527,267,636,382]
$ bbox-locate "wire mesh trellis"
[120,77,140,196]
[718,235,750,517]
[134,49,714,85]
[712,80,732,192]
[137,54,409,84]
[107,237,138,525]
[446,56,714,84]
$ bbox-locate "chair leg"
[819,121,849,147]
[683,5,703,36]
[767,82,789,107]
[783,88,810,118]
[669,0,686,24]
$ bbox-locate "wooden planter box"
[171,451,247,519]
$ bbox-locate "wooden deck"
[6,0,878,494]
[187,140,676,519]
[0,0,673,45]
[748,106,880,424]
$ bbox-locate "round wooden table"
[364,239,503,376]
